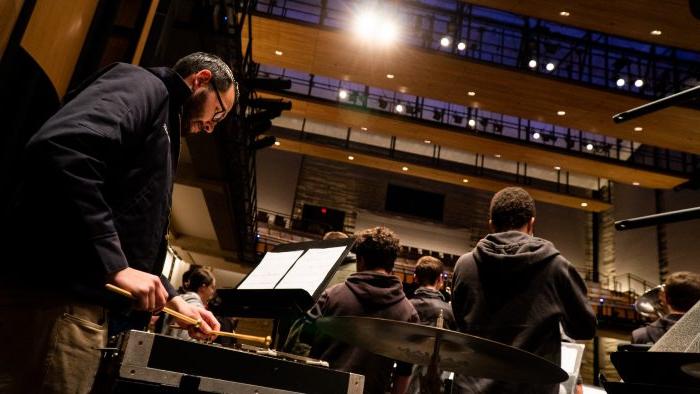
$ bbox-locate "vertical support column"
[655,189,669,283]
[592,212,600,283]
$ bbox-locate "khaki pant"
[0,290,107,394]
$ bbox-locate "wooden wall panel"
[262,92,687,189]
[0,0,23,59]
[465,0,700,53]
[21,0,98,97]
[247,17,700,155]
[132,0,158,65]
[272,137,612,212]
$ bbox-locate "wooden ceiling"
[464,0,700,53]
[272,137,612,212]
[247,17,700,155]
[261,92,687,189]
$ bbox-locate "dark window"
[294,204,346,235]
[385,184,444,222]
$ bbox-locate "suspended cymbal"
[316,316,567,384]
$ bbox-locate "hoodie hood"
[474,231,560,272]
[345,272,406,307]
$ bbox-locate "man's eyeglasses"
[210,79,226,123]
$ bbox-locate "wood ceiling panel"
[464,0,700,52]
[248,17,700,155]
[272,137,612,212]
[261,92,687,189]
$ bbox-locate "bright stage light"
[354,9,399,45]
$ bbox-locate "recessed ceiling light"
[580,202,589,207]
[616,78,626,87]
[440,37,451,47]
[559,11,570,16]
[634,79,644,88]
[457,42,466,51]
[462,178,469,183]
[274,141,280,146]
[348,155,354,160]
[557,110,566,116]
[338,89,349,99]
[650,30,662,36]
[424,139,431,144]
[632,182,640,186]
[532,132,541,140]
[274,50,283,56]
[386,73,395,79]
[528,59,537,68]
[634,126,643,132]
[586,143,594,151]
[546,62,555,71]
[401,166,409,171]
[467,91,476,96]
[361,127,368,131]
[494,154,501,158]
[554,166,561,170]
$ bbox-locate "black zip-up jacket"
[410,287,457,330]
[451,231,596,394]
[3,63,190,304]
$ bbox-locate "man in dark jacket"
[451,187,596,394]
[309,226,419,394]
[0,52,235,393]
[632,271,700,344]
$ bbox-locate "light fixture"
[559,11,570,16]
[616,78,626,87]
[468,119,476,128]
[338,89,349,99]
[462,178,469,183]
[424,139,431,144]
[580,202,589,207]
[361,126,368,131]
[457,42,466,51]
[586,143,594,151]
[528,59,537,68]
[532,132,541,140]
[378,98,388,109]
[634,79,644,88]
[395,103,405,113]
[402,166,409,171]
[386,74,395,79]
[557,110,566,116]
[634,126,643,132]
[633,182,640,186]
[440,37,451,47]
[354,9,400,45]
[554,166,561,170]
[650,30,662,36]
[274,50,283,56]
[274,141,281,146]
[467,91,476,96]
[494,154,501,158]
[377,20,399,44]
[348,155,355,160]
[546,62,555,71]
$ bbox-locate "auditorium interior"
[2,0,700,393]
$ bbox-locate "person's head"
[663,271,700,313]
[173,52,238,134]
[489,187,536,234]
[414,256,444,288]
[352,226,399,273]
[323,231,348,240]
[184,267,217,302]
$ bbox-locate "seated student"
[451,187,596,394]
[162,267,217,340]
[632,271,700,344]
[308,226,419,394]
[407,256,457,394]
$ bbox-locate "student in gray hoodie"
[309,226,419,394]
[451,187,596,394]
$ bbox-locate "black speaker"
[691,0,700,20]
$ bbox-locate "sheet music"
[560,344,580,374]
[237,250,305,290]
[275,246,347,295]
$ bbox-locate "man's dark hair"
[665,271,700,312]
[414,256,444,287]
[184,267,215,292]
[352,226,399,272]
[173,52,238,100]
[489,187,536,232]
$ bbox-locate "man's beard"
[182,89,208,134]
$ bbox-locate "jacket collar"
[146,67,191,108]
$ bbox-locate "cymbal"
[316,316,567,384]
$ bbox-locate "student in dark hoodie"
[451,187,596,394]
[309,226,419,394]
